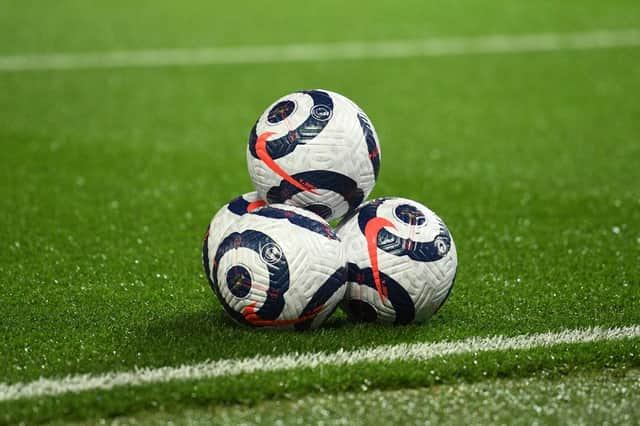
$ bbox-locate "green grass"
[5,339,639,423]
[63,367,640,425]
[2,0,640,54]
[1,0,640,424]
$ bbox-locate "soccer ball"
[336,197,457,324]
[203,203,347,330]
[246,89,381,222]
[203,192,267,265]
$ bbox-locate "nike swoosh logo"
[246,200,266,212]
[242,301,324,327]
[255,131,318,194]
[364,217,396,301]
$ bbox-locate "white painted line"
[0,325,638,402]
[0,29,639,72]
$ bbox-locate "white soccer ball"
[203,192,267,270]
[203,203,347,330]
[336,197,457,324]
[246,89,381,222]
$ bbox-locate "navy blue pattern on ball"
[213,230,290,324]
[202,230,252,324]
[357,199,451,262]
[227,195,252,215]
[248,90,334,160]
[294,266,347,331]
[267,100,296,124]
[225,265,252,298]
[304,204,333,219]
[266,170,364,219]
[394,204,426,226]
[252,206,338,240]
[204,235,245,325]
[346,263,415,324]
[357,112,380,180]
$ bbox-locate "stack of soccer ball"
[202,89,457,330]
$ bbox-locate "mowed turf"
[62,367,640,425]
[1,0,640,423]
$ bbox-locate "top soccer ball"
[246,89,381,222]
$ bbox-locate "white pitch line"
[0,29,639,72]
[0,325,638,402]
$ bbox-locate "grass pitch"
[1,0,639,423]
[67,367,640,425]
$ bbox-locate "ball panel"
[249,90,333,161]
